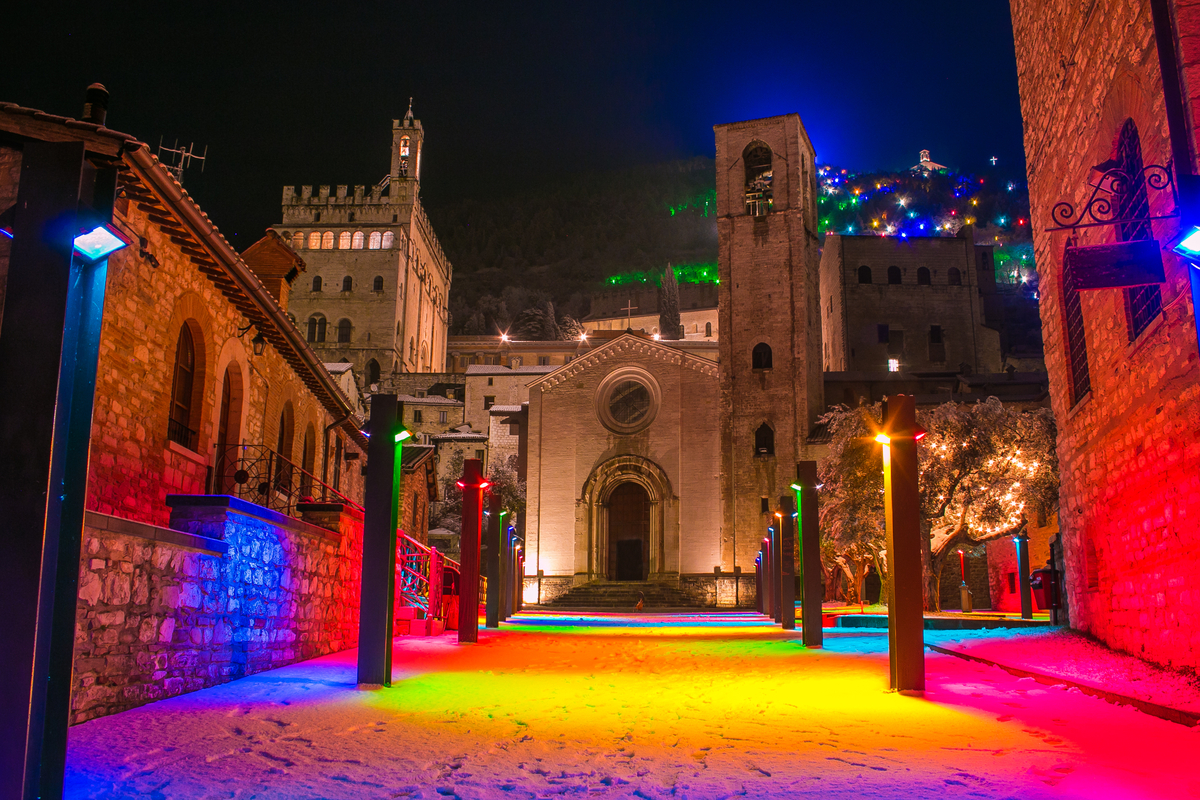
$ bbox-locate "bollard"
[793,462,824,648]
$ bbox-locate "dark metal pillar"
[358,395,401,686]
[771,524,782,624]
[0,141,116,800]
[881,395,925,693]
[762,537,773,618]
[485,493,501,628]
[755,552,763,615]
[1015,533,1034,620]
[458,459,486,643]
[796,461,823,648]
[777,496,797,631]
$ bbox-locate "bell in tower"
[390,98,424,195]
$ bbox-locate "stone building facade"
[820,232,1003,374]
[715,114,824,580]
[278,105,452,383]
[0,98,375,721]
[523,333,721,603]
[1011,0,1200,668]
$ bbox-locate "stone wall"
[937,544,993,611]
[986,510,1059,614]
[1011,0,1200,668]
[71,498,362,724]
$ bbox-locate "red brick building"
[1011,1,1200,668]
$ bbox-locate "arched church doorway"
[607,482,650,581]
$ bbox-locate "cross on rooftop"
[621,301,637,327]
[990,156,999,166]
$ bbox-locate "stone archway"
[579,455,674,581]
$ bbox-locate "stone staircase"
[545,580,706,610]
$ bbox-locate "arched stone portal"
[579,455,675,581]
[608,482,650,580]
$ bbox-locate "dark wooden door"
[607,482,649,580]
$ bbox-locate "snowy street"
[64,612,1197,799]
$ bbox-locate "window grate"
[1113,120,1163,340]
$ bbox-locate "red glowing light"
[914,427,927,441]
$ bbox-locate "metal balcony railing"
[397,531,461,621]
[167,417,198,451]
[212,444,362,518]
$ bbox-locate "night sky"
[1,1,1025,245]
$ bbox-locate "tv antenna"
[157,138,207,186]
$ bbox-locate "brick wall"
[72,500,362,723]
[1011,0,1200,668]
[986,510,1058,614]
[86,190,365,528]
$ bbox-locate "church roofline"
[528,332,718,391]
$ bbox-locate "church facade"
[524,114,822,606]
[276,104,452,384]
[524,334,721,603]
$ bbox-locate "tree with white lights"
[818,397,1058,610]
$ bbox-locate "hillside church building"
[524,113,824,605]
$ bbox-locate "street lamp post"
[457,459,489,643]
[486,493,502,628]
[776,498,797,631]
[878,394,926,694]
[958,549,973,613]
[1015,533,1034,620]
[792,461,824,648]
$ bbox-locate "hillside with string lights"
[428,155,1036,334]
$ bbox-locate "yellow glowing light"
[875,433,891,445]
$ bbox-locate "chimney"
[83,83,109,126]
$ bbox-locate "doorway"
[607,482,650,580]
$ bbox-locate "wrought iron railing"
[397,530,460,620]
[167,417,198,451]
[212,444,362,518]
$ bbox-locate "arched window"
[306,314,326,343]
[337,319,352,343]
[367,359,381,385]
[214,364,243,493]
[168,324,198,449]
[311,276,322,292]
[292,232,305,250]
[754,423,775,456]
[321,231,334,249]
[368,231,382,249]
[300,424,316,496]
[917,267,931,285]
[743,142,773,216]
[274,402,294,490]
[373,275,384,292]
[752,342,773,370]
[1113,119,1163,339]
[338,231,352,249]
[341,275,353,292]
[1063,261,1091,405]
[948,267,962,285]
[400,136,410,157]
[351,231,365,249]
[887,266,902,284]
[308,232,322,249]
[705,322,712,337]
[382,231,395,249]
[858,265,872,284]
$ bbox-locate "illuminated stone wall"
[71,500,363,724]
[1011,0,1200,668]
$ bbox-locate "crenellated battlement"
[283,183,411,207]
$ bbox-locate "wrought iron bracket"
[1045,164,1179,232]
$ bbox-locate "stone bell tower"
[714,114,823,585]
[390,98,424,192]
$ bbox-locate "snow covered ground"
[927,626,1200,713]
[64,611,1200,799]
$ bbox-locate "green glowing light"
[604,262,719,287]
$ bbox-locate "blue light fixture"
[72,223,129,263]
[1171,227,1200,259]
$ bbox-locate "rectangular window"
[509,423,520,436]
[484,396,495,410]
[1006,573,1017,594]
[887,358,900,373]
[475,449,485,461]
[538,356,550,366]
[760,497,770,514]
[928,325,945,362]
[488,377,494,386]
[412,410,423,423]
[457,356,467,369]
[439,410,448,423]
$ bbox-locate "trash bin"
[1030,567,1056,611]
